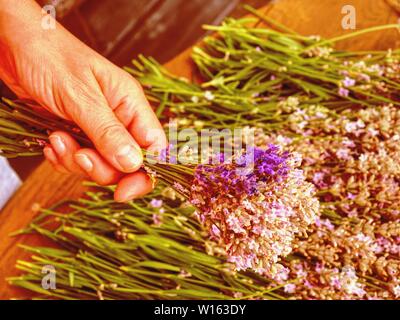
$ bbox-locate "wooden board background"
[1,0,400,299]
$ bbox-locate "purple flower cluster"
[190,145,319,279]
[157,143,177,164]
[193,145,290,199]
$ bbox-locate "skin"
[0,0,167,202]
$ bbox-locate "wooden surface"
[1,0,399,299]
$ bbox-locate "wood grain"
[1,0,399,299]
[0,163,86,298]
[265,0,400,50]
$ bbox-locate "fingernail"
[116,193,135,203]
[118,190,139,203]
[43,147,58,164]
[75,154,93,173]
[115,145,142,172]
[50,135,66,156]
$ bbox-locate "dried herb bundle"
[1,8,399,299]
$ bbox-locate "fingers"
[52,143,154,199]
[94,65,168,154]
[44,131,155,200]
[68,92,143,173]
[48,131,83,173]
[46,131,122,186]
[122,81,167,152]
[75,148,122,186]
[114,170,154,202]
[78,111,143,173]
[46,63,166,201]
[43,146,68,173]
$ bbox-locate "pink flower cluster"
[190,147,319,279]
[248,103,400,299]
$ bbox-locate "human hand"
[0,0,167,201]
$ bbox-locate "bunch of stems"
[126,13,400,131]
[0,98,90,158]
[192,12,400,107]
[0,98,198,194]
[1,16,399,155]
[9,183,386,299]
[0,8,397,299]
[8,184,285,300]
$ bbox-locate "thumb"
[71,100,143,173]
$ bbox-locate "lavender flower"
[338,87,350,97]
[150,199,163,208]
[284,283,296,294]
[342,77,356,87]
[190,145,320,279]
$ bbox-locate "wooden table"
[0,0,399,299]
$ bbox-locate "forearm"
[0,1,45,92]
[0,0,80,90]
[0,0,46,48]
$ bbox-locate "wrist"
[0,0,54,50]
